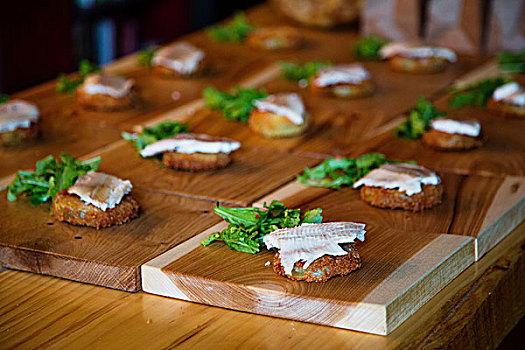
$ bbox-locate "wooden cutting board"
[141,222,474,335]
[254,172,525,260]
[0,189,220,292]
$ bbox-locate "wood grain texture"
[255,173,525,260]
[142,222,474,335]
[0,222,523,349]
[0,189,220,291]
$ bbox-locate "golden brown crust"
[248,110,310,138]
[162,151,231,171]
[152,57,207,78]
[75,88,133,112]
[486,98,525,118]
[53,189,140,229]
[0,122,40,147]
[422,129,483,151]
[246,26,303,51]
[272,245,361,282]
[360,183,443,212]
[310,79,375,99]
[390,56,448,73]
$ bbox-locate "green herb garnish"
[203,86,268,123]
[122,121,189,151]
[279,60,332,83]
[351,35,389,60]
[0,93,9,104]
[394,96,447,139]
[201,200,323,254]
[7,152,100,206]
[297,153,392,189]
[497,50,525,73]
[137,47,157,67]
[207,12,255,43]
[449,77,507,109]
[56,59,101,94]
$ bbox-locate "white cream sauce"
[153,42,205,75]
[82,73,134,98]
[68,172,132,211]
[253,93,306,125]
[492,82,525,106]
[140,134,241,157]
[353,163,441,196]
[430,118,481,137]
[380,42,457,62]
[0,100,39,133]
[263,222,366,276]
[312,64,370,87]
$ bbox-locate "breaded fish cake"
[360,183,443,212]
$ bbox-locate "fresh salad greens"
[0,93,9,104]
[7,152,100,206]
[201,200,323,254]
[122,121,189,151]
[449,77,508,109]
[394,96,447,139]
[351,35,389,60]
[137,47,157,67]
[207,12,255,43]
[279,60,332,83]
[56,59,101,94]
[297,153,391,189]
[497,50,525,73]
[203,86,268,123]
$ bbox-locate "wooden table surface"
[1,3,524,349]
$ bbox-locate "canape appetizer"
[54,172,139,229]
[0,100,40,146]
[380,43,457,73]
[76,73,134,111]
[309,64,374,99]
[139,133,241,171]
[250,93,310,138]
[152,42,206,78]
[353,163,443,211]
[487,82,525,118]
[422,118,483,151]
[264,222,366,282]
[246,26,303,51]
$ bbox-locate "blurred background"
[0,0,262,93]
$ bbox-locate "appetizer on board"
[76,73,134,111]
[380,43,457,73]
[422,118,483,151]
[487,82,525,118]
[246,26,303,51]
[309,63,374,99]
[264,222,366,282]
[0,100,40,146]
[53,172,139,229]
[353,163,443,211]
[249,92,310,138]
[152,42,206,78]
[139,133,241,171]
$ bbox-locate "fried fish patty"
[246,26,303,51]
[53,189,140,229]
[422,129,483,151]
[0,122,39,146]
[162,151,231,171]
[248,110,310,138]
[486,98,525,118]
[272,244,361,282]
[310,79,375,99]
[360,183,443,212]
[152,58,207,78]
[390,56,448,73]
[76,88,134,112]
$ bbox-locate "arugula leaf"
[279,60,332,83]
[201,200,323,254]
[497,50,525,73]
[449,77,508,109]
[56,59,101,94]
[207,12,255,43]
[297,153,390,189]
[203,86,268,123]
[394,96,447,139]
[0,93,9,104]
[351,35,389,60]
[7,152,101,207]
[137,47,157,67]
[122,121,189,151]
